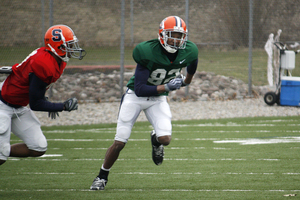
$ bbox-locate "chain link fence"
[1,0,300,101]
[1,0,299,48]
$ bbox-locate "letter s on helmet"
[158,16,188,53]
[44,25,86,62]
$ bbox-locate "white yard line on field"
[41,121,300,134]
[214,137,300,145]
[10,136,300,144]
[7,158,281,161]
[12,171,300,176]
[0,188,299,193]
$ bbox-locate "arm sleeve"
[186,58,198,75]
[29,73,64,112]
[134,63,159,97]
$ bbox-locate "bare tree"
[218,0,276,48]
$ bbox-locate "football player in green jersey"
[90,16,198,190]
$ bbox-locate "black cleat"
[151,130,164,165]
[90,177,107,190]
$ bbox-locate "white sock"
[101,164,111,171]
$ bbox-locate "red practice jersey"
[1,47,66,106]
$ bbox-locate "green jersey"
[127,39,198,95]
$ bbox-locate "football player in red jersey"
[0,25,86,165]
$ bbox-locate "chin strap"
[164,45,177,53]
[47,44,69,62]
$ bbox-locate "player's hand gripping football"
[63,97,78,112]
[164,78,182,92]
[177,74,190,87]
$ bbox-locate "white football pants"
[0,101,47,161]
[115,89,172,143]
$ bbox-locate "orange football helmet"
[158,16,188,53]
[44,25,86,62]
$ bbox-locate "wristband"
[164,84,170,92]
[182,80,190,87]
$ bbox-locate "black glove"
[63,97,78,112]
[48,112,59,119]
[44,96,59,119]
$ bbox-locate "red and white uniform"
[0,47,66,161]
[1,47,66,106]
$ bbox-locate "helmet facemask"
[159,30,187,53]
[59,35,86,61]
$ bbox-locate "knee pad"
[36,135,47,152]
[157,118,172,131]
[28,135,48,152]
[115,125,132,143]
[0,143,10,157]
[38,136,48,151]
[116,103,141,143]
[0,114,10,134]
[156,118,172,136]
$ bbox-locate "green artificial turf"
[1,116,300,199]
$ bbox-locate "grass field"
[1,46,300,86]
[1,116,300,200]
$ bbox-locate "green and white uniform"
[115,39,198,143]
[127,39,198,95]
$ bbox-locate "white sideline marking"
[43,128,115,134]
[10,138,232,142]
[254,119,296,122]
[115,172,292,175]
[173,123,277,127]
[169,147,205,149]
[195,130,300,133]
[48,139,113,141]
[48,147,226,150]
[10,136,300,143]
[44,129,300,134]
[72,148,108,150]
[42,121,300,134]
[45,136,300,145]
[13,171,300,175]
[213,147,231,150]
[21,172,75,175]
[214,137,300,145]
[49,138,148,142]
[7,158,280,161]
[0,189,300,192]
[11,139,148,142]
[40,154,63,157]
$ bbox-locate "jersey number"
[16,49,38,68]
[148,68,180,85]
